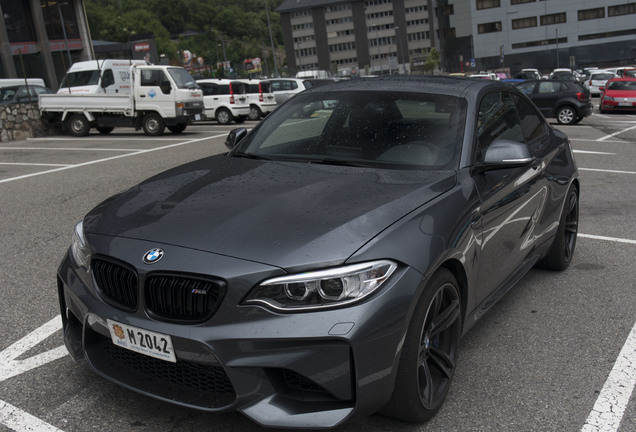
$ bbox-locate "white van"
[57,59,146,94]
[196,79,250,125]
[239,79,277,120]
[0,78,45,88]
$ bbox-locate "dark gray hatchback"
[57,76,579,428]
[515,79,593,125]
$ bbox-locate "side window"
[140,70,166,87]
[513,94,549,157]
[101,69,115,87]
[199,83,212,96]
[477,91,524,159]
[537,82,557,94]
[270,81,281,91]
[515,82,535,96]
[289,81,298,90]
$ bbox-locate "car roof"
[299,75,505,98]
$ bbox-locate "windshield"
[232,90,467,170]
[59,70,100,88]
[168,68,199,89]
[607,81,636,91]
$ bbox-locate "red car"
[599,77,636,113]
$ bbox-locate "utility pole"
[264,0,279,77]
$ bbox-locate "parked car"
[57,76,579,429]
[0,84,53,104]
[585,71,618,96]
[549,69,579,82]
[196,79,250,125]
[239,79,277,120]
[514,79,593,125]
[267,77,313,104]
[517,68,542,80]
[623,68,636,78]
[599,77,636,113]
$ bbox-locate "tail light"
[229,83,235,104]
[576,92,587,101]
[258,82,264,102]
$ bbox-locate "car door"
[136,68,175,116]
[471,90,549,306]
[198,82,221,116]
[530,81,562,117]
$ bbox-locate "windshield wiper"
[230,152,272,161]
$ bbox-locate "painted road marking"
[597,124,636,141]
[0,316,67,382]
[581,320,636,432]
[0,133,227,184]
[579,168,636,175]
[573,150,616,155]
[0,399,64,432]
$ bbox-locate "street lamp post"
[555,28,559,69]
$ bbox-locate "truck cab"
[58,59,145,94]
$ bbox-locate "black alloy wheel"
[538,184,579,270]
[383,268,462,422]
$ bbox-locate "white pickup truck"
[39,65,204,136]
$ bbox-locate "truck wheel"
[168,124,187,134]
[249,106,262,120]
[216,108,232,125]
[142,113,165,136]
[67,114,90,137]
[96,127,114,135]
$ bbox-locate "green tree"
[424,48,440,75]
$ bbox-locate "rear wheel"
[142,113,165,136]
[537,184,579,270]
[67,114,90,137]
[249,105,262,120]
[383,268,462,422]
[216,108,232,125]
[556,106,576,125]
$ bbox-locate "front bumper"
[57,237,422,428]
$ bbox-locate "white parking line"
[0,147,143,152]
[0,400,65,432]
[581,320,636,432]
[573,150,616,155]
[597,124,636,141]
[0,162,71,167]
[579,168,636,175]
[0,133,226,184]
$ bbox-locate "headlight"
[604,96,615,102]
[70,221,90,269]
[243,260,397,311]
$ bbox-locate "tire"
[142,113,165,136]
[249,105,262,121]
[96,127,114,135]
[537,184,579,270]
[383,268,462,422]
[67,114,90,137]
[168,124,187,134]
[216,108,232,125]
[556,106,576,125]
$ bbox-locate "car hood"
[604,89,636,98]
[84,155,456,269]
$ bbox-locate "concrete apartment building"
[277,0,636,76]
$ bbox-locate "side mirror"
[225,128,248,150]
[482,139,535,170]
[160,81,172,95]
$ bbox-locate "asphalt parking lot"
[0,104,635,431]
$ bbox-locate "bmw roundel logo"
[143,248,164,264]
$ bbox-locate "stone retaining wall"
[0,103,59,142]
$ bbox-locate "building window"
[511,0,535,4]
[578,8,604,21]
[2,0,35,43]
[608,3,635,16]
[476,0,501,10]
[512,16,537,29]
[540,13,566,25]
[40,0,80,41]
[478,22,502,34]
